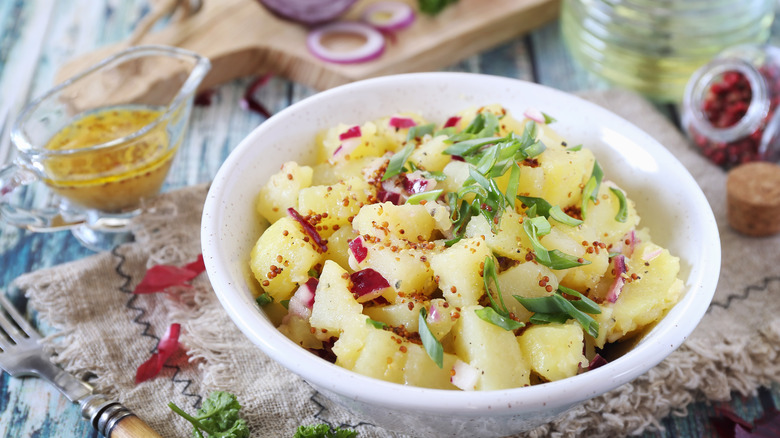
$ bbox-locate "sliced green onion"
[255,293,273,307]
[581,161,604,219]
[542,112,557,124]
[547,250,591,270]
[366,318,388,329]
[475,307,525,331]
[505,162,521,208]
[407,123,436,142]
[549,205,583,226]
[529,312,569,325]
[609,187,628,223]
[513,293,599,337]
[406,189,443,205]
[567,144,583,151]
[527,216,551,235]
[280,299,290,309]
[523,140,546,158]
[419,308,444,368]
[517,196,552,218]
[382,143,415,181]
[557,285,601,314]
[443,136,502,156]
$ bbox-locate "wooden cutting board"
[57,0,560,92]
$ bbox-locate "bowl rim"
[202,72,721,416]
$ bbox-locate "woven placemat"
[12,89,780,437]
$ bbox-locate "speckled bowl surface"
[201,73,720,437]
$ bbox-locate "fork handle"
[81,394,164,438]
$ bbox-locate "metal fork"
[0,293,163,437]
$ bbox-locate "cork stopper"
[726,161,780,236]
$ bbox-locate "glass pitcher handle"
[0,162,86,231]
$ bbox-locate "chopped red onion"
[588,354,608,370]
[402,171,435,194]
[287,207,328,252]
[377,190,402,205]
[606,255,627,303]
[450,359,479,390]
[642,248,663,262]
[332,137,361,160]
[443,116,461,128]
[523,107,545,124]
[339,125,362,140]
[388,116,417,128]
[427,304,442,323]
[257,0,357,25]
[350,268,392,303]
[307,21,385,64]
[361,1,415,31]
[348,236,368,263]
[240,74,274,119]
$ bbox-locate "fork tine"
[0,294,38,342]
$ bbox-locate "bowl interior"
[202,72,720,415]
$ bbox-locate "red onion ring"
[257,0,358,25]
[361,1,415,31]
[307,21,386,64]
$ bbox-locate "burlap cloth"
[12,89,780,438]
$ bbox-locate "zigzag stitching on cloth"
[308,386,375,431]
[111,246,202,408]
[708,275,780,312]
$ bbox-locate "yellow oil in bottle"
[42,106,178,212]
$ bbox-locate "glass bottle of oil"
[561,0,776,102]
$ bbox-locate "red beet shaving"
[348,237,368,263]
[240,74,274,119]
[133,254,206,294]
[287,207,328,252]
[135,323,182,384]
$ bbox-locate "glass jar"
[681,44,780,169]
[561,0,776,102]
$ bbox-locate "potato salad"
[249,105,683,391]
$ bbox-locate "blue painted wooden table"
[1,1,778,436]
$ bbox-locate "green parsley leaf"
[169,391,249,438]
[294,423,358,438]
[255,293,273,307]
[419,307,444,368]
[406,189,443,205]
[382,143,415,181]
[366,318,388,329]
[549,205,583,226]
[475,306,525,331]
[609,187,628,223]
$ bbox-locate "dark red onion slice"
[606,255,627,303]
[388,116,417,128]
[240,74,273,119]
[377,190,402,205]
[287,207,328,252]
[444,116,461,128]
[339,125,362,140]
[361,1,415,31]
[257,0,358,25]
[350,268,391,303]
[307,21,385,64]
[348,236,368,263]
[588,354,608,370]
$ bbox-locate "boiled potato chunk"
[321,121,395,163]
[250,217,324,301]
[352,202,435,242]
[465,210,532,261]
[605,241,683,344]
[582,182,639,247]
[363,301,424,332]
[309,260,364,337]
[298,177,371,239]
[349,239,436,297]
[409,135,451,172]
[350,327,409,384]
[497,262,558,323]
[278,315,322,349]
[256,162,313,223]
[323,226,357,273]
[404,343,459,389]
[517,322,587,382]
[430,237,491,307]
[451,305,530,390]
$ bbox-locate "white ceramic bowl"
[202,73,720,437]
